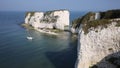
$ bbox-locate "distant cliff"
[73,9,120,68]
[24,10,69,31]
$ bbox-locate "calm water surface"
[0,11,85,68]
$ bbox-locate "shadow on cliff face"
[45,36,78,68]
[90,51,120,68]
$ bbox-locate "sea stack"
[25,10,70,31]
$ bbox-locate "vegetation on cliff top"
[72,12,95,28]
[25,12,35,17]
[21,23,34,30]
[71,9,120,34]
[100,9,120,19]
[83,19,111,34]
[72,17,82,28]
[41,15,59,23]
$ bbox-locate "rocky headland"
[23,10,70,35]
[71,9,120,68]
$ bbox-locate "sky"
[0,0,120,11]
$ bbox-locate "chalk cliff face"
[25,10,69,30]
[77,21,120,68]
[53,11,69,30]
[75,10,120,68]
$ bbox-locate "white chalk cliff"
[75,10,120,68]
[77,21,120,68]
[25,10,69,30]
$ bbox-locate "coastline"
[21,23,59,35]
[35,28,58,35]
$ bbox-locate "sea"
[0,11,86,68]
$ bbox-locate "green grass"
[100,9,120,19]
[81,12,95,24]
[72,12,95,29]
[115,20,120,27]
[83,19,110,34]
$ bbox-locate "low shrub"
[83,19,110,34]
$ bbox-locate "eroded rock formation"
[25,10,69,30]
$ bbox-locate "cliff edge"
[74,9,120,68]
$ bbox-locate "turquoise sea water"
[0,11,86,68]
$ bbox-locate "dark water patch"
[45,36,78,68]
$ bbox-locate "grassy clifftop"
[100,9,120,19]
[72,12,95,28]
[72,9,120,34]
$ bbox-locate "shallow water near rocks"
[0,11,85,68]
